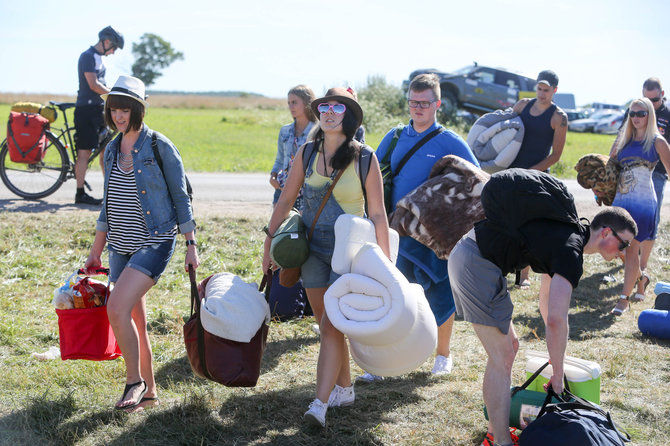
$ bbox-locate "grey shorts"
[448,233,513,334]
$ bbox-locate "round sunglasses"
[317,103,346,114]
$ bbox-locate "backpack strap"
[379,125,404,167]
[151,132,193,201]
[301,140,318,175]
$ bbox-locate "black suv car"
[403,64,538,115]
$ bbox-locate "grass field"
[0,211,668,445]
[0,94,615,178]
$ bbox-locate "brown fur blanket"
[574,153,620,206]
[389,155,490,259]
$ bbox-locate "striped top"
[106,157,176,254]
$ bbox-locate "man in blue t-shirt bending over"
[359,73,479,382]
[74,26,124,205]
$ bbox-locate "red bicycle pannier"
[7,111,49,163]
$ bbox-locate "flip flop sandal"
[115,380,147,410]
[124,396,160,413]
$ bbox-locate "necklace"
[118,151,133,173]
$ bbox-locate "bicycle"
[0,101,116,199]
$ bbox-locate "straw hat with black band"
[311,87,363,128]
[101,75,150,108]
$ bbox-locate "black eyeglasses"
[608,227,630,251]
[649,96,662,103]
[408,100,436,109]
[629,110,648,118]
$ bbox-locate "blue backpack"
[268,269,311,321]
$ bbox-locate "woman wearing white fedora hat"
[262,87,390,427]
[85,75,199,411]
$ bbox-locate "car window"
[472,68,495,84]
[494,71,521,89]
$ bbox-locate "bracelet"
[185,240,197,247]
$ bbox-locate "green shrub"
[357,75,407,134]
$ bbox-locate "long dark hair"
[312,108,360,170]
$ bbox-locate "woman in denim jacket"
[270,85,318,207]
[85,76,199,411]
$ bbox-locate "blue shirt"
[97,124,196,235]
[76,46,106,107]
[375,120,479,210]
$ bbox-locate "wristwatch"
[185,240,197,247]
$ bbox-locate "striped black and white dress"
[106,155,176,255]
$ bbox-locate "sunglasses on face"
[408,100,436,109]
[629,110,648,118]
[608,227,630,251]
[317,103,346,114]
[649,96,662,103]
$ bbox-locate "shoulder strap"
[394,126,444,177]
[380,125,404,165]
[152,132,193,200]
[301,140,318,175]
[308,167,346,240]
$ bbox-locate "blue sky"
[1,0,668,106]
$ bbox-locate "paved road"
[0,172,668,221]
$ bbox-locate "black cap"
[537,70,559,88]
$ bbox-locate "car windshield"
[453,65,476,75]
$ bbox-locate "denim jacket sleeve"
[272,123,292,174]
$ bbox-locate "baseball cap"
[537,70,559,88]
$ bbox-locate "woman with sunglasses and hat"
[610,97,670,315]
[84,75,199,411]
[262,87,390,427]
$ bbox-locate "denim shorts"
[300,248,340,289]
[108,238,176,283]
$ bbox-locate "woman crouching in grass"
[262,87,390,427]
[85,75,199,411]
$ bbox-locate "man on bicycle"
[74,26,124,205]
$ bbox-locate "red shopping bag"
[55,267,121,361]
[56,306,121,360]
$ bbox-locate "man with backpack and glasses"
[448,169,637,446]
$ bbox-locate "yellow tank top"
[304,152,365,216]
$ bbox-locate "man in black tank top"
[509,70,568,172]
[509,70,569,288]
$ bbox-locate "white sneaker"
[431,354,453,375]
[327,384,355,407]
[311,324,320,336]
[355,372,384,383]
[303,398,327,427]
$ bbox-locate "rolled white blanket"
[200,273,270,343]
[331,214,399,275]
[349,287,437,376]
[325,243,437,376]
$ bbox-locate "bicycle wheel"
[0,131,69,199]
